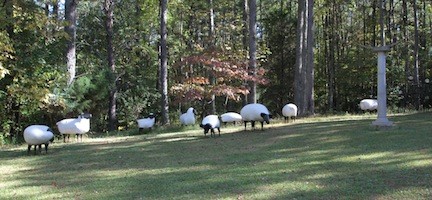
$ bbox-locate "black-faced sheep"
[240,103,272,130]
[24,125,54,155]
[57,113,92,142]
[200,115,221,137]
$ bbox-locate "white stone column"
[372,46,393,127]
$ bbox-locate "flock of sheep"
[23,113,92,155]
[138,103,299,136]
[24,99,377,155]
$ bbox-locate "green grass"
[1,112,432,199]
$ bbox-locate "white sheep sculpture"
[240,103,272,130]
[359,99,378,111]
[23,125,54,155]
[57,113,92,142]
[179,107,196,126]
[282,103,298,123]
[200,115,221,137]
[220,112,242,125]
[137,113,156,132]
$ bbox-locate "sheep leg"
[211,128,215,138]
[27,145,31,155]
[217,127,220,137]
[63,134,66,143]
[44,143,49,153]
[244,121,247,130]
[251,121,256,130]
[38,144,42,154]
[33,145,37,155]
[284,116,288,123]
[260,121,264,130]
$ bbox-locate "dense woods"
[0,0,431,144]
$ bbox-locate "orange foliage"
[170,48,267,104]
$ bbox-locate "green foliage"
[117,86,160,129]
[260,7,297,112]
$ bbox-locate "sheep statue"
[240,103,272,130]
[57,113,92,142]
[23,125,54,155]
[359,99,378,111]
[220,112,242,125]
[200,115,221,137]
[137,113,156,132]
[282,103,298,123]
[179,107,196,126]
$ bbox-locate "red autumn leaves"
[170,49,268,104]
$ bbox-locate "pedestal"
[372,46,394,127]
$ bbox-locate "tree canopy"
[1,0,431,144]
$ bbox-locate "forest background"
[0,0,431,144]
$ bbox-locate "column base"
[372,118,394,127]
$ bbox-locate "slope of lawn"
[1,112,431,199]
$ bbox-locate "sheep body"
[24,125,54,154]
[57,113,92,142]
[282,103,298,122]
[200,115,221,137]
[359,99,378,111]
[221,112,242,124]
[180,107,196,125]
[240,103,271,130]
[137,113,156,130]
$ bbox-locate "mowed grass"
[1,112,431,199]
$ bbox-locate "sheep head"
[79,113,92,119]
[200,123,212,134]
[260,113,271,124]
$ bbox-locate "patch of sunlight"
[306,171,339,180]
[256,181,324,197]
[159,136,200,142]
[274,133,303,140]
[335,151,432,169]
[336,152,395,162]
[82,164,217,178]
[265,157,294,164]
[404,158,432,168]
[86,136,137,143]
[1,163,34,175]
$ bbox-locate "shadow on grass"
[1,112,431,199]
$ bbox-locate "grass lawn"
[1,112,431,199]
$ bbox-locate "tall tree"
[64,0,77,86]
[103,0,117,131]
[248,0,257,104]
[294,0,315,116]
[159,0,170,125]
[208,0,216,114]
[412,0,420,109]
[242,0,249,106]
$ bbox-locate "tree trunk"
[294,0,315,116]
[64,0,77,86]
[104,0,117,131]
[412,0,420,109]
[248,0,257,104]
[208,0,216,114]
[159,0,170,125]
[241,0,248,106]
[402,0,409,107]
